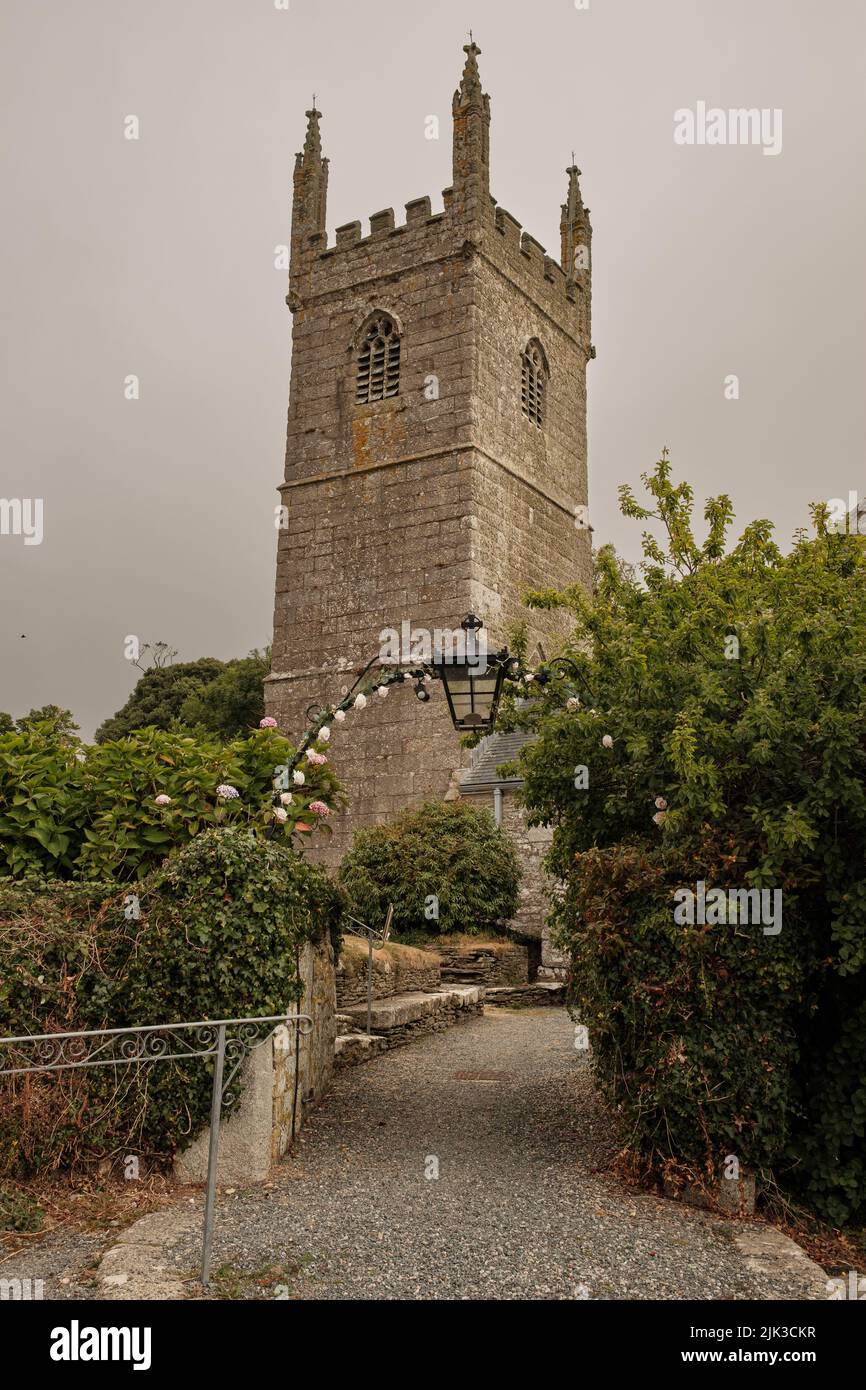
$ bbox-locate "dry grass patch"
[339,937,439,976]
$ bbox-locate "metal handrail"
[0,1011,313,1286]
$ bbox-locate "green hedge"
[556,836,806,1187]
[0,828,344,1175]
[338,800,520,937]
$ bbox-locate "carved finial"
[561,162,588,281]
[302,104,322,164]
[457,35,483,105]
[566,162,583,216]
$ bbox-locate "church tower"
[267,42,593,862]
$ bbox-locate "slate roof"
[459,729,535,791]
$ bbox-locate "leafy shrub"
[338,800,520,936]
[0,724,341,882]
[557,835,805,1188]
[0,1185,43,1232]
[0,730,87,876]
[504,456,866,1223]
[0,828,344,1174]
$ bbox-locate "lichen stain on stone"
[352,410,407,469]
[351,415,371,469]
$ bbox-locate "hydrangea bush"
[0,724,342,882]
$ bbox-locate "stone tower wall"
[267,46,592,864]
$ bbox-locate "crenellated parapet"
[286,42,592,354]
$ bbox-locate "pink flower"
[292,769,305,786]
[318,726,331,742]
[306,749,327,765]
[602,734,614,749]
[216,784,239,801]
[655,796,668,810]
[334,709,346,722]
[279,791,293,805]
[653,810,667,826]
[309,801,330,817]
[272,806,288,823]
[259,716,278,729]
[154,794,172,806]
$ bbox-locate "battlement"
[295,185,585,331]
[315,191,448,260]
[289,42,590,333]
[487,201,586,324]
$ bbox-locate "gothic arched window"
[521,340,547,428]
[356,312,401,403]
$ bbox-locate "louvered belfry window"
[356,313,401,404]
[521,342,546,427]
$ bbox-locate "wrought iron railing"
[0,1012,313,1286]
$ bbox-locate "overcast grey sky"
[1,0,864,739]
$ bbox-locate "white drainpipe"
[493,785,503,826]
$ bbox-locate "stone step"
[334,986,485,1066]
[340,985,483,1032]
[335,1033,388,1067]
[484,982,566,1007]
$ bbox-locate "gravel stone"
[164,1008,809,1300]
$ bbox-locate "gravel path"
[156,1007,812,1300]
[4,1008,823,1300]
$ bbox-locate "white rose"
[293,770,305,786]
[272,806,288,823]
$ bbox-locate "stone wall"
[272,935,337,1160]
[459,789,567,976]
[420,937,529,985]
[174,935,336,1185]
[335,938,441,1009]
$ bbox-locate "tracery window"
[356,313,401,403]
[521,340,547,428]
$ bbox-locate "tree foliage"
[94,649,269,744]
[503,455,866,1223]
[178,651,270,741]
